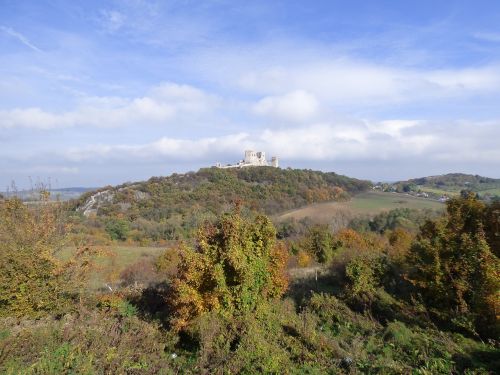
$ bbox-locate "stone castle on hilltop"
[215,150,279,169]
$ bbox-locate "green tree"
[305,224,335,263]
[407,193,500,337]
[105,218,129,241]
[169,209,288,330]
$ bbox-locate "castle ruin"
[215,150,279,169]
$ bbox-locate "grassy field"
[419,186,500,198]
[419,187,460,196]
[277,191,444,223]
[59,245,167,290]
[479,188,500,195]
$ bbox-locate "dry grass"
[58,245,168,290]
[276,191,443,223]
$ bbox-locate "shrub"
[169,209,289,330]
[120,258,159,288]
[305,225,336,263]
[105,218,130,241]
[344,256,380,298]
[297,250,313,268]
[0,197,103,318]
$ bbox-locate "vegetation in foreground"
[0,190,499,374]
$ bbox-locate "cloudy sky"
[1,0,500,188]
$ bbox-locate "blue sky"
[1,0,500,188]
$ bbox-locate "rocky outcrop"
[77,190,114,217]
[77,187,150,217]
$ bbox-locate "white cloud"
[184,42,500,108]
[63,133,249,162]
[0,83,218,129]
[238,60,500,106]
[0,25,42,52]
[426,67,500,92]
[253,90,319,121]
[55,119,500,165]
[27,166,79,174]
[369,120,420,137]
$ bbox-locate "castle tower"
[271,156,279,168]
[244,150,257,164]
[256,151,267,165]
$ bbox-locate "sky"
[1,0,500,188]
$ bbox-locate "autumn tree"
[169,210,288,330]
[406,193,499,337]
[484,200,500,257]
[0,196,104,317]
[305,224,336,263]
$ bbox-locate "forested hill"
[72,167,371,239]
[391,173,500,199]
[408,173,499,187]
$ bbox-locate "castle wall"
[216,150,278,169]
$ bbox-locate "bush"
[169,209,289,330]
[345,256,380,298]
[0,197,103,318]
[406,193,500,338]
[304,225,336,263]
[105,218,130,241]
[120,258,159,288]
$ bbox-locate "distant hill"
[389,173,500,199]
[72,167,371,239]
[2,187,96,201]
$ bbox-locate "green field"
[479,188,500,196]
[419,187,460,196]
[419,186,500,198]
[277,191,444,223]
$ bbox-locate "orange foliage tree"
[169,209,288,330]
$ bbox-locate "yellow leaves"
[169,210,289,331]
[387,228,413,260]
[0,197,109,318]
[297,250,312,268]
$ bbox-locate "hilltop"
[76,167,372,214]
[376,173,500,200]
[72,167,371,240]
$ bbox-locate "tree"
[406,193,500,337]
[484,200,500,257]
[305,225,335,263]
[0,197,104,317]
[105,218,129,241]
[169,209,288,330]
